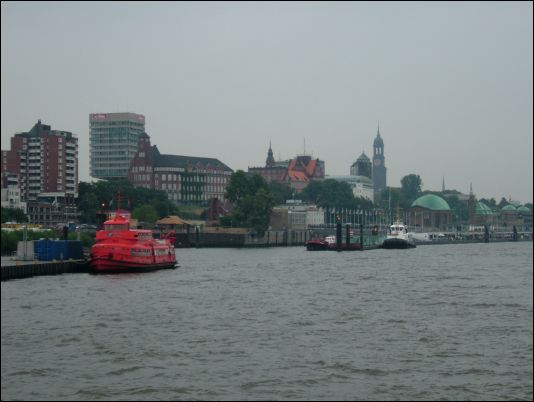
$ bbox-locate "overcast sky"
[2,1,532,203]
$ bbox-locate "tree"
[497,197,509,209]
[132,204,158,224]
[400,174,423,206]
[222,171,274,235]
[442,194,469,221]
[267,181,293,205]
[479,197,497,209]
[77,180,178,222]
[1,207,28,223]
[78,192,99,223]
[300,179,357,209]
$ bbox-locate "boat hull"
[89,258,177,273]
[306,240,362,251]
[381,238,416,249]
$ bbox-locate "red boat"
[88,212,177,273]
[306,235,363,251]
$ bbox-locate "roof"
[356,152,370,162]
[153,150,233,172]
[288,171,309,182]
[501,204,517,211]
[373,133,384,147]
[475,201,493,215]
[411,194,451,211]
[517,206,531,213]
[156,215,191,225]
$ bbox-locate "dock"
[1,257,88,281]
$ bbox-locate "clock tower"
[372,123,387,199]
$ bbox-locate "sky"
[1,1,533,204]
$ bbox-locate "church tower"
[372,123,387,198]
[265,141,275,167]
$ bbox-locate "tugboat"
[381,220,416,249]
[88,193,177,272]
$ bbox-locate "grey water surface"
[2,242,532,401]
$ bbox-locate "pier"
[1,258,88,281]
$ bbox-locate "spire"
[470,182,473,195]
[442,176,445,192]
[266,141,275,167]
[377,120,380,137]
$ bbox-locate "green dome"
[475,201,493,215]
[501,204,517,211]
[517,206,531,213]
[411,194,451,211]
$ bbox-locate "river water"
[1,242,533,401]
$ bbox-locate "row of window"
[131,249,151,257]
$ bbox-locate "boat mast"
[117,189,121,217]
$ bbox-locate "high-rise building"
[1,120,78,225]
[1,120,78,202]
[89,112,145,179]
[372,124,387,199]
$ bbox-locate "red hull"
[88,209,177,273]
[89,258,177,272]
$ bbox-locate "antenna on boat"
[117,188,121,217]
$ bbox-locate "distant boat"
[381,221,416,249]
[306,235,362,251]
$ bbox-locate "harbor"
[2,243,532,401]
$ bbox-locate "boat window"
[131,248,151,256]
[104,224,128,231]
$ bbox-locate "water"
[2,242,532,401]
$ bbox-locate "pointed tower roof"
[265,141,275,167]
[373,122,384,147]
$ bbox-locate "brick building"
[128,133,233,205]
[248,144,325,192]
[1,120,78,225]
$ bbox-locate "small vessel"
[306,235,363,251]
[306,235,336,251]
[88,194,177,272]
[381,221,416,249]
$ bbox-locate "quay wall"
[1,260,88,281]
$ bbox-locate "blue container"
[56,240,69,259]
[67,241,83,259]
[34,240,82,260]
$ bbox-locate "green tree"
[78,192,99,223]
[300,179,357,209]
[132,204,158,224]
[223,171,274,235]
[442,194,469,221]
[497,197,509,209]
[479,197,497,209]
[267,181,293,205]
[400,174,423,206]
[1,207,28,223]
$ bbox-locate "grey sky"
[2,1,532,203]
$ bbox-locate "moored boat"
[88,201,177,272]
[381,221,416,249]
[306,235,363,251]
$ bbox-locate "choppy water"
[1,242,533,401]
